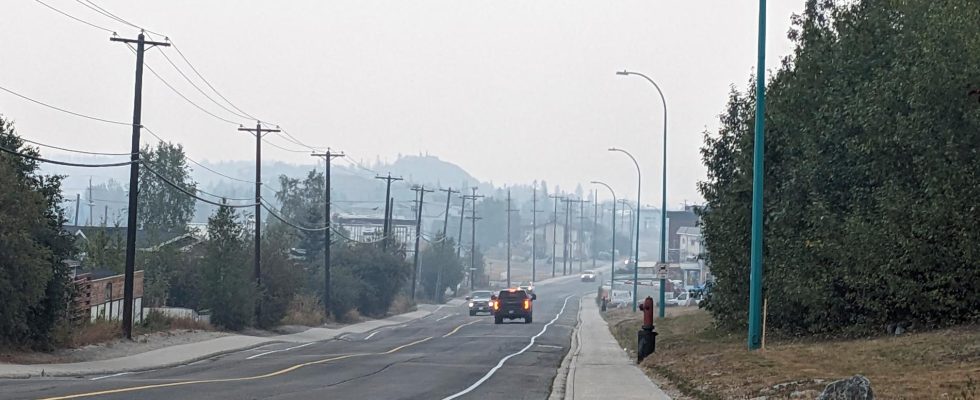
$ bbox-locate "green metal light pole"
[617,69,669,319]
[608,148,641,312]
[748,0,768,351]
[591,181,616,291]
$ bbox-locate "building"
[72,270,145,323]
[335,215,417,251]
[665,206,700,262]
[677,226,703,262]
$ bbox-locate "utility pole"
[464,187,484,290]
[621,199,634,265]
[578,198,589,273]
[112,32,170,340]
[375,173,403,250]
[531,186,543,284]
[505,189,519,288]
[437,187,458,303]
[561,198,573,275]
[549,194,563,277]
[104,205,109,225]
[312,149,344,318]
[592,190,599,269]
[87,178,94,226]
[410,185,433,301]
[74,193,80,226]
[238,122,280,305]
[456,192,467,258]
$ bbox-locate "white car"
[580,270,597,282]
[666,291,695,307]
[608,290,633,308]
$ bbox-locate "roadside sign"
[658,264,668,280]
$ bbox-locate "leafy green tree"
[0,116,74,348]
[699,0,980,335]
[332,242,411,318]
[83,224,125,273]
[419,235,463,302]
[256,225,303,328]
[200,205,254,330]
[139,240,181,307]
[138,141,196,235]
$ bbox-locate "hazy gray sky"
[2,1,804,208]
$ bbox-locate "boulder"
[817,375,875,400]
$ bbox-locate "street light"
[590,181,617,292]
[616,69,669,319]
[747,0,769,351]
[608,147,641,312]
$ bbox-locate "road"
[0,275,593,400]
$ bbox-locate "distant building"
[677,226,703,262]
[335,215,417,251]
[665,206,700,262]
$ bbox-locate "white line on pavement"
[436,314,454,322]
[364,331,380,340]
[245,342,314,360]
[441,295,575,400]
[90,372,132,381]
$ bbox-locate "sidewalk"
[0,299,464,379]
[553,296,670,400]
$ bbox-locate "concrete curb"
[0,299,466,379]
[548,296,584,400]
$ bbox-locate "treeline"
[699,0,980,335]
[0,116,472,348]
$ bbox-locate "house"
[665,207,700,262]
[335,214,417,250]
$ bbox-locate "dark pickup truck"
[492,289,536,324]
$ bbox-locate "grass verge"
[604,307,980,400]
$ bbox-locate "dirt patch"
[604,307,980,400]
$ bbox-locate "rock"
[817,375,875,400]
[792,389,821,398]
[894,325,905,335]
[885,323,896,335]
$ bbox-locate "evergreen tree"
[200,205,254,330]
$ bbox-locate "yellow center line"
[442,320,480,338]
[39,337,434,400]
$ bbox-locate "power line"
[141,126,259,185]
[262,137,309,153]
[0,84,132,126]
[153,42,254,121]
[168,40,261,122]
[20,138,133,156]
[260,200,327,232]
[142,162,255,208]
[34,0,117,34]
[79,0,165,36]
[125,44,243,126]
[0,144,134,167]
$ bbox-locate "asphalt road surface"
[0,274,594,400]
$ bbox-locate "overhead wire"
[140,126,259,185]
[19,138,133,156]
[260,201,327,232]
[0,85,132,126]
[168,40,261,122]
[33,0,117,34]
[0,144,134,168]
[78,0,165,36]
[152,40,254,121]
[142,162,256,208]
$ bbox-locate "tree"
[0,116,74,348]
[419,235,463,302]
[332,242,412,318]
[139,240,181,308]
[256,225,302,328]
[699,0,980,335]
[200,205,254,330]
[138,141,196,235]
[83,224,125,273]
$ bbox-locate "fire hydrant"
[636,296,658,363]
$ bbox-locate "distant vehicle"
[608,289,632,308]
[580,270,597,282]
[466,290,495,316]
[517,282,535,295]
[666,291,695,307]
[493,288,535,324]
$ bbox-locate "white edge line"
[90,372,131,381]
[364,331,380,340]
[245,342,313,360]
[436,314,453,322]
[441,295,575,400]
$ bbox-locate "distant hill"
[387,155,480,189]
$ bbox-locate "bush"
[280,294,325,326]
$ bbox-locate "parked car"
[466,290,495,316]
[666,291,695,307]
[580,270,597,282]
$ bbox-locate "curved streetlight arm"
[591,181,617,290]
[608,147,641,312]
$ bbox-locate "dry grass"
[387,294,416,316]
[605,307,980,400]
[65,320,121,348]
[280,294,326,327]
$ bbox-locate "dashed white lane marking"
[436,314,454,322]
[364,331,380,340]
[536,344,562,349]
[90,372,132,381]
[245,342,314,360]
[441,295,575,400]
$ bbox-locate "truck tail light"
[493,301,500,311]
[523,299,530,310]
